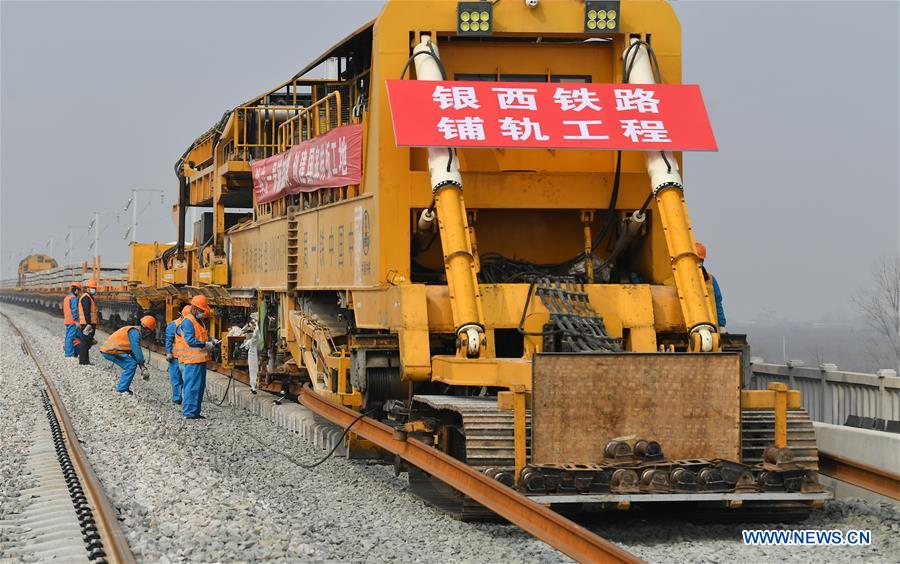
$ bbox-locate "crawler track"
[2,312,135,564]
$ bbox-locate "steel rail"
[2,312,136,564]
[818,450,900,501]
[299,385,641,564]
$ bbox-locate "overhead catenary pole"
[89,211,120,276]
[67,224,90,266]
[124,188,165,243]
[94,212,100,267]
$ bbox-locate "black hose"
[244,406,380,470]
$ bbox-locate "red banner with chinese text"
[386,80,717,151]
[251,124,363,205]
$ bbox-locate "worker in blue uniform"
[696,242,727,330]
[165,305,192,404]
[99,316,157,395]
[175,295,218,419]
[62,282,81,357]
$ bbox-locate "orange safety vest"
[78,293,99,325]
[63,293,77,324]
[174,314,209,364]
[171,317,185,361]
[100,326,139,355]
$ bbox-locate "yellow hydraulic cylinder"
[413,36,486,357]
[624,39,718,352]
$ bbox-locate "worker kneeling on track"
[165,305,192,405]
[99,315,157,396]
[175,295,218,420]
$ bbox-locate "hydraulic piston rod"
[624,38,718,352]
[413,36,486,357]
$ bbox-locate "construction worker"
[63,282,81,358]
[696,242,727,330]
[77,279,100,365]
[165,305,192,405]
[99,316,157,395]
[240,312,260,394]
[175,295,218,419]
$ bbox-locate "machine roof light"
[584,1,620,34]
[458,1,492,37]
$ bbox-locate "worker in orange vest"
[696,242,727,330]
[99,316,157,395]
[77,279,100,365]
[63,282,81,358]
[165,305,192,404]
[175,295,219,419]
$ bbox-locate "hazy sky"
[2,1,898,323]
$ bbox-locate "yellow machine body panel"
[228,217,290,291]
[128,242,173,287]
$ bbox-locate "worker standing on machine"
[63,282,81,358]
[77,279,100,365]
[99,316,156,395]
[165,305,192,405]
[696,242,727,330]
[175,295,217,419]
[240,312,260,394]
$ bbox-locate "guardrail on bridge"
[750,360,900,426]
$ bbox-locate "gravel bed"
[0,315,44,562]
[2,304,899,563]
[1,306,565,563]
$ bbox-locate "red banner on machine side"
[251,124,363,204]
[386,80,717,151]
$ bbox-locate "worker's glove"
[83,324,94,335]
[205,340,216,350]
[166,353,174,362]
[140,365,149,380]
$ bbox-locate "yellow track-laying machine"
[123,0,831,520]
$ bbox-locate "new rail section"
[299,385,641,563]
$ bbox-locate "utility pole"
[66,225,90,265]
[89,211,120,272]
[123,188,165,243]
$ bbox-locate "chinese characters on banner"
[251,124,364,204]
[385,81,717,151]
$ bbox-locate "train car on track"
[2,0,829,521]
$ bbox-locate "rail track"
[818,451,900,501]
[2,312,135,564]
[299,385,641,564]
[3,305,639,562]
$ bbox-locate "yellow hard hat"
[140,315,157,331]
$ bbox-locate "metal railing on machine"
[277,89,343,151]
[224,105,306,162]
